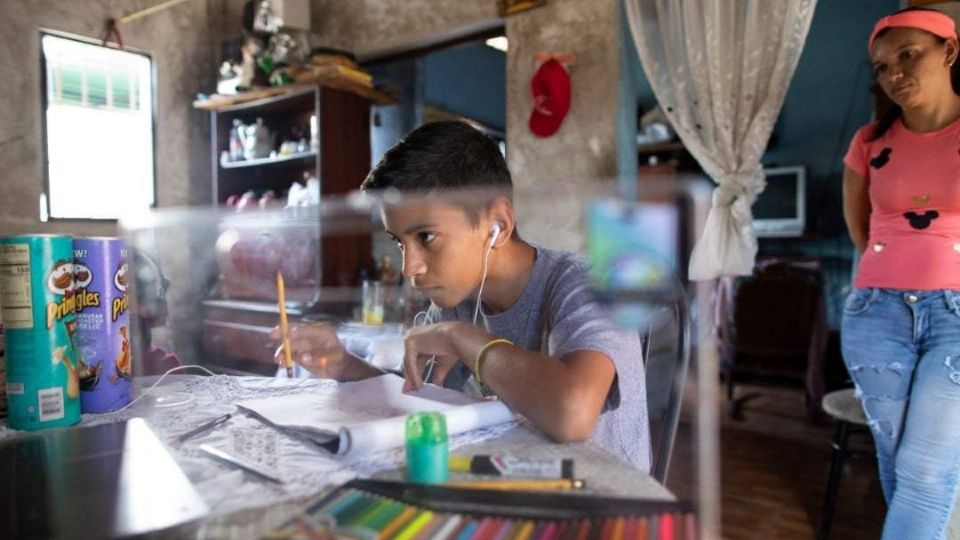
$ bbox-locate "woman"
[842,8,960,539]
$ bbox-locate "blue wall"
[629,0,897,236]
[422,41,506,131]
[763,0,898,236]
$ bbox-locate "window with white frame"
[41,33,155,220]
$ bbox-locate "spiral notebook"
[236,374,515,455]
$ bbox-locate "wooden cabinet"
[209,85,373,288]
[198,84,379,372]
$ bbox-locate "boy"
[272,121,650,471]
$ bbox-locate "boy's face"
[382,199,489,310]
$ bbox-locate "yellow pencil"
[276,271,294,378]
[445,478,585,491]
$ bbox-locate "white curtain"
[626,0,816,280]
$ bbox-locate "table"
[0,375,673,539]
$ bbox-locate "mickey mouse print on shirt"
[903,210,940,230]
[870,147,945,231]
[870,147,892,169]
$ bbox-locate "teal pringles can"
[405,412,448,484]
[0,235,81,430]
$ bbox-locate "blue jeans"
[842,288,960,540]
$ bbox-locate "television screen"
[753,166,806,238]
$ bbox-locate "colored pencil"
[513,520,537,540]
[380,507,419,538]
[427,515,464,540]
[659,512,674,540]
[394,510,435,540]
[456,520,480,540]
[636,517,649,540]
[368,501,408,531]
[446,478,584,491]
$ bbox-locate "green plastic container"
[0,235,81,430]
[405,412,448,484]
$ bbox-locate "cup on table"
[362,279,384,326]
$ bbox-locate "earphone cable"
[473,237,495,326]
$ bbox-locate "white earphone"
[474,222,503,327]
[489,222,502,247]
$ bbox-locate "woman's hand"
[843,166,871,253]
[269,324,369,380]
[402,322,488,392]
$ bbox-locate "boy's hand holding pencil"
[276,271,294,378]
[269,322,385,381]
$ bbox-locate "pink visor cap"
[869,10,956,50]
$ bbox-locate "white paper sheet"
[236,374,515,455]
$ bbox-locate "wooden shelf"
[220,150,317,169]
[194,79,396,111]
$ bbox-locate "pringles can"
[0,316,6,417]
[73,237,132,413]
[0,235,81,430]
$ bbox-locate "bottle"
[229,119,244,161]
[361,279,384,326]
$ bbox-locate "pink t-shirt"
[844,117,960,290]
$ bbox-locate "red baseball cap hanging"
[528,58,571,137]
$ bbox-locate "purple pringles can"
[73,237,132,413]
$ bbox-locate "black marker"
[448,454,574,479]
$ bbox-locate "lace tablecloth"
[0,374,673,539]
[0,375,515,518]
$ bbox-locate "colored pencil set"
[266,480,697,540]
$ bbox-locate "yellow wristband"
[474,338,513,386]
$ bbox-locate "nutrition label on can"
[38,386,65,421]
[0,243,33,329]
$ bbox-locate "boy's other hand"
[269,323,348,379]
[402,322,485,392]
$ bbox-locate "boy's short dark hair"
[361,121,512,222]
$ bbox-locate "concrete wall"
[0,0,228,367]
[312,0,624,252]
[506,0,622,251]
[0,0,221,238]
[311,0,500,60]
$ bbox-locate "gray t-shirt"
[432,244,650,471]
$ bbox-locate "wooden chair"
[720,260,826,419]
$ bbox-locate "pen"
[445,478,585,491]
[199,444,285,484]
[423,356,437,384]
[276,271,294,378]
[172,413,232,444]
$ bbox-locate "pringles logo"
[46,260,76,329]
[71,262,101,316]
[112,259,129,321]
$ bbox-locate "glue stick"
[405,412,448,484]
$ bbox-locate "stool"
[819,388,869,540]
